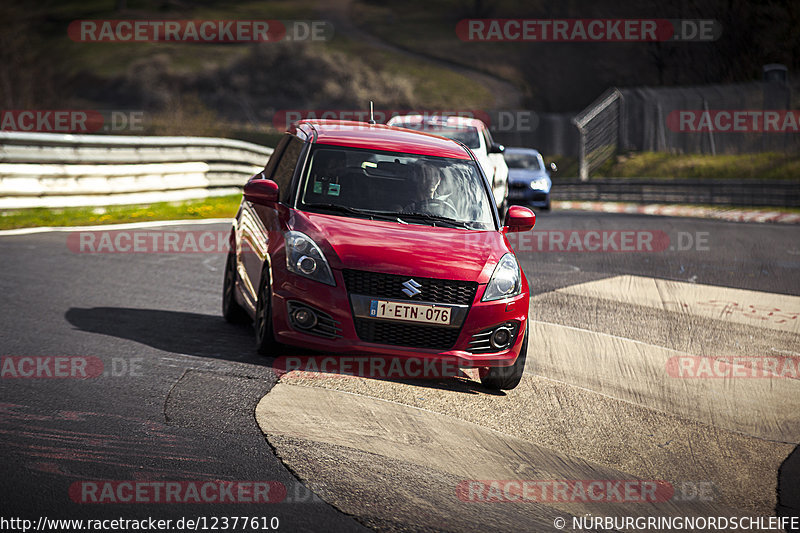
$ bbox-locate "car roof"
[387,114,487,130]
[504,147,542,156]
[290,119,473,160]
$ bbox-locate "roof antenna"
[368,101,376,124]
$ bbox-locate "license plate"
[509,190,526,198]
[369,300,451,325]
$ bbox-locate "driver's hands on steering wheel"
[404,196,459,219]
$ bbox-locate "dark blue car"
[504,147,555,211]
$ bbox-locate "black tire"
[543,198,551,211]
[480,329,528,390]
[222,251,249,324]
[254,268,280,356]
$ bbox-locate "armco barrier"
[2,132,795,209]
[0,131,273,208]
[553,178,800,208]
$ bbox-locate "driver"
[404,162,446,215]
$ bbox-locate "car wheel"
[254,268,280,355]
[480,329,527,390]
[222,251,249,324]
[543,198,551,211]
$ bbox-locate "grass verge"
[544,152,800,180]
[599,152,800,180]
[0,195,241,230]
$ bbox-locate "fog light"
[297,255,317,275]
[292,307,317,329]
[490,326,513,349]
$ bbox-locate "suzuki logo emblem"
[401,279,422,298]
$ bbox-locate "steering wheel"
[417,198,459,219]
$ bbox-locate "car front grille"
[353,319,461,351]
[343,269,476,350]
[342,269,477,305]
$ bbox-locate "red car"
[223,119,535,390]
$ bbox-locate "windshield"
[504,152,542,170]
[392,123,481,149]
[299,147,495,230]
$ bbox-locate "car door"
[239,134,304,307]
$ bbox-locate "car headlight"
[529,178,549,190]
[284,231,335,286]
[482,253,521,301]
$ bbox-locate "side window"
[482,127,493,151]
[270,136,305,203]
[262,134,290,180]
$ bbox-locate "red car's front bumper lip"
[270,269,528,367]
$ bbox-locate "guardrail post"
[578,126,588,182]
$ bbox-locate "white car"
[387,115,509,215]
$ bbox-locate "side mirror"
[503,205,536,233]
[549,162,558,173]
[489,143,505,154]
[244,178,279,206]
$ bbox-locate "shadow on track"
[777,444,800,532]
[65,307,506,395]
[65,307,259,362]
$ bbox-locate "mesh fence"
[489,112,578,159]
[620,81,798,154]
[566,81,798,179]
[484,82,796,179]
[574,89,621,180]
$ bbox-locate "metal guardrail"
[0,131,273,208]
[553,179,800,208]
[2,132,796,210]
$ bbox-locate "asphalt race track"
[1,210,798,532]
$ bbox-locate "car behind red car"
[223,119,535,389]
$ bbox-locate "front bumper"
[270,268,528,367]
[508,187,550,207]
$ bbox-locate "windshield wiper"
[399,212,472,229]
[303,203,407,223]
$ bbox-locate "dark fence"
[552,179,800,208]
[619,82,799,155]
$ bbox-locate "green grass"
[542,152,800,180]
[597,152,800,180]
[0,194,242,230]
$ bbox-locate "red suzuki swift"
[223,119,535,390]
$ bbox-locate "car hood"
[293,211,511,284]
